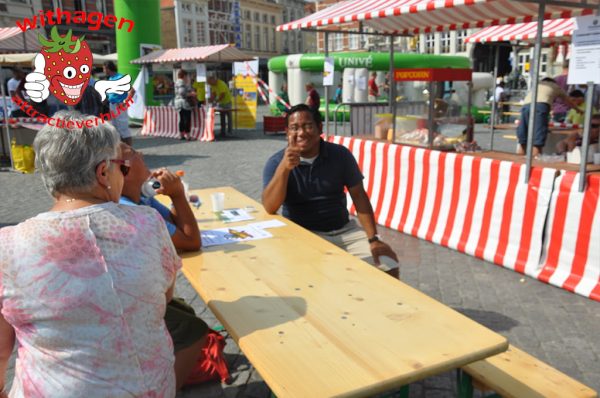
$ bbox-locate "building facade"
[274,0,307,54]
[35,0,116,53]
[162,0,304,59]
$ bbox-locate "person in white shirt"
[7,68,26,117]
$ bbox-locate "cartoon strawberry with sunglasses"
[25,26,131,105]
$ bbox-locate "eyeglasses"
[110,159,131,176]
[288,123,316,133]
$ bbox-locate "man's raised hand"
[282,133,301,170]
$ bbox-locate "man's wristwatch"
[368,234,381,244]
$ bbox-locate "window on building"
[456,30,468,52]
[349,30,359,49]
[271,15,276,25]
[263,14,268,24]
[298,34,303,52]
[263,27,269,51]
[283,10,287,22]
[254,12,260,22]
[440,31,451,53]
[195,5,204,14]
[541,53,548,73]
[334,32,343,51]
[518,54,531,74]
[425,34,435,54]
[244,10,251,20]
[255,28,260,50]
[271,29,277,50]
[196,21,206,45]
[283,36,289,51]
[246,25,252,48]
[183,19,193,45]
[74,0,84,11]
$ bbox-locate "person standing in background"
[7,68,26,117]
[552,61,570,122]
[174,70,197,141]
[304,82,320,113]
[368,72,379,102]
[192,79,206,106]
[103,61,136,146]
[207,74,233,138]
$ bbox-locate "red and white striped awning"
[0,27,42,53]
[276,0,596,35]
[465,17,574,43]
[130,44,253,64]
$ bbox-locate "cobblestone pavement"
[1,111,598,397]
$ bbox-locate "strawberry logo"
[38,26,92,105]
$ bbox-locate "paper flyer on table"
[201,225,272,247]
[218,208,255,223]
[247,219,286,229]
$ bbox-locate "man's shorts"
[164,297,209,352]
[314,219,398,272]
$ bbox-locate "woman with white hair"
[0,111,179,397]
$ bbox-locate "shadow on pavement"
[453,307,519,332]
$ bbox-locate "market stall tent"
[275,0,600,301]
[464,17,574,43]
[276,0,595,34]
[130,44,253,64]
[0,27,41,53]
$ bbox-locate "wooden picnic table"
[170,187,508,397]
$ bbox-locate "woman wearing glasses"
[0,112,180,397]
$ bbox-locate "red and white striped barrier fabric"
[538,172,600,301]
[325,136,600,300]
[141,106,215,141]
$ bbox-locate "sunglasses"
[110,159,131,176]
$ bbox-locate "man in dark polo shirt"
[262,104,399,278]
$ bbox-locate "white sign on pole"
[196,64,206,82]
[233,58,259,76]
[323,57,334,86]
[568,15,600,85]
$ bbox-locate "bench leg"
[457,369,502,398]
[457,369,474,398]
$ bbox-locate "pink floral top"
[0,202,181,397]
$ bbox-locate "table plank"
[168,187,508,397]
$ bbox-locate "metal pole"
[390,34,397,142]
[490,45,500,150]
[324,31,329,136]
[578,83,595,192]
[467,81,474,143]
[524,1,545,184]
[428,80,435,149]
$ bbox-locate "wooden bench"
[458,345,597,398]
